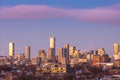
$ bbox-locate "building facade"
[64,44,69,64]
[25,46,31,60]
[114,43,119,55]
[9,42,15,57]
[69,46,76,59]
[48,37,56,61]
[50,37,55,49]
[98,48,105,56]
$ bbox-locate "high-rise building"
[93,50,98,55]
[58,48,63,63]
[114,43,119,55]
[98,48,105,56]
[38,50,46,63]
[9,42,15,57]
[58,48,66,64]
[69,46,76,59]
[64,44,69,64]
[38,50,45,58]
[58,48,63,58]
[92,55,101,66]
[73,50,79,58]
[47,48,55,61]
[50,37,55,49]
[69,46,76,56]
[64,44,69,57]
[25,46,31,60]
[48,37,56,61]
[18,53,25,61]
[18,53,21,61]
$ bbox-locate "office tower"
[69,46,76,56]
[50,37,55,49]
[98,48,105,56]
[86,53,93,66]
[93,50,98,55]
[9,42,15,57]
[58,48,66,64]
[92,55,101,66]
[58,48,63,63]
[73,50,79,58]
[86,50,94,61]
[47,48,51,60]
[18,53,21,61]
[48,37,56,61]
[47,48,55,61]
[114,43,119,55]
[38,50,45,58]
[64,44,69,64]
[38,50,46,59]
[58,48,63,58]
[64,44,69,57]
[25,46,31,60]
[38,50,46,63]
[18,53,25,61]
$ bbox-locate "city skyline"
[0,0,120,56]
[0,37,119,57]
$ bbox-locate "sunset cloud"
[0,4,120,25]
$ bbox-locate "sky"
[0,0,120,57]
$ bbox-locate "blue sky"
[0,0,120,8]
[0,0,120,57]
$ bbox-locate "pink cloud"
[0,4,120,25]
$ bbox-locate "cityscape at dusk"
[0,0,120,57]
[0,0,120,80]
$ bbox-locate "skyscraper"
[98,48,105,56]
[58,48,63,63]
[64,44,69,64]
[50,37,55,49]
[38,50,45,58]
[48,37,56,61]
[9,42,15,57]
[69,46,76,56]
[64,44,69,57]
[38,50,46,63]
[25,46,31,60]
[47,48,55,61]
[69,46,76,59]
[58,48,66,64]
[58,48,63,58]
[114,43,119,55]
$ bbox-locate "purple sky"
[0,0,120,57]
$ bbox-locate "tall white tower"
[9,42,15,57]
[48,37,56,61]
[50,37,55,49]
